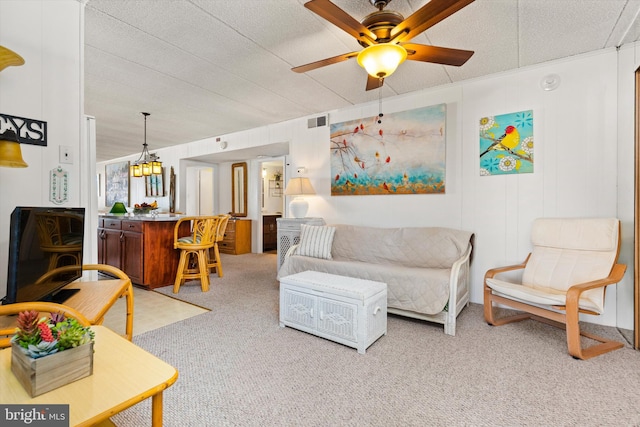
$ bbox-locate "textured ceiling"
[84,0,640,162]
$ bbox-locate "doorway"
[185,166,215,216]
[259,159,285,253]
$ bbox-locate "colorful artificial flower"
[11,311,94,359]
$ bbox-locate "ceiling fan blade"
[390,0,475,43]
[403,43,473,66]
[305,0,377,44]
[366,74,384,91]
[292,51,359,74]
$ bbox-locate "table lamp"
[284,177,316,218]
[109,202,127,214]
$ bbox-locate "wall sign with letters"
[0,113,47,146]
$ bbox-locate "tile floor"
[102,286,209,337]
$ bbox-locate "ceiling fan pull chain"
[377,77,384,124]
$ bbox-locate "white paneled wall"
[0,0,86,300]
[462,52,621,325]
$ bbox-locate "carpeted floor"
[110,253,640,427]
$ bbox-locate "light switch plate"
[60,146,73,164]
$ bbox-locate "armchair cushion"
[530,217,619,251]
[487,217,620,314]
[485,277,602,313]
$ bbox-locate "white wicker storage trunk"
[279,271,387,354]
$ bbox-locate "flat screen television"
[2,206,85,305]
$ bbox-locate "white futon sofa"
[277,224,474,336]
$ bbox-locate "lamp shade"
[151,160,163,175]
[284,177,316,218]
[0,129,27,168]
[357,43,407,78]
[109,202,128,214]
[284,177,316,196]
[131,164,142,177]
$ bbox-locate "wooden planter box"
[11,341,94,397]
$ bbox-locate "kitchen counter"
[98,215,189,288]
[99,213,186,221]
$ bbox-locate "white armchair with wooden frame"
[484,217,627,360]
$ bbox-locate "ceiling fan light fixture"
[357,43,407,78]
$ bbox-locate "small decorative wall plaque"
[50,166,69,204]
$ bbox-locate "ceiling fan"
[292,0,475,91]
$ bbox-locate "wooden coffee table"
[1,325,178,426]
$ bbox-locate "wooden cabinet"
[121,223,144,284]
[219,218,251,255]
[98,218,125,271]
[263,214,280,252]
[97,217,189,288]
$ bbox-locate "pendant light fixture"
[130,112,162,177]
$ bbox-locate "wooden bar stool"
[208,214,230,278]
[173,216,218,293]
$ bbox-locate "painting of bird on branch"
[479,110,534,176]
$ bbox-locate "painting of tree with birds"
[479,110,533,176]
[330,104,446,196]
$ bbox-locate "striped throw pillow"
[297,224,336,260]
